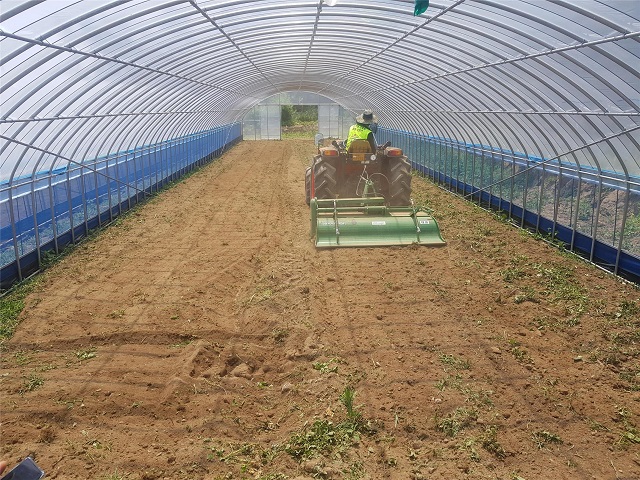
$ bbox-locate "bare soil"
[1,140,639,480]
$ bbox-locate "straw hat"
[356,109,378,125]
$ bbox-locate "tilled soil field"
[1,140,639,480]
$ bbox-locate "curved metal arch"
[404,82,533,161]
[392,80,522,160]
[0,57,235,172]
[5,64,190,174]
[430,75,546,156]
[379,22,635,172]
[2,0,638,181]
[71,102,222,168]
[0,5,197,91]
[335,27,579,167]
[59,6,203,52]
[413,108,496,162]
[427,20,639,169]
[0,0,43,22]
[4,43,247,161]
[46,60,235,169]
[359,10,637,112]
[233,24,400,46]
[0,30,260,110]
[218,9,418,33]
[44,1,191,49]
[491,58,624,174]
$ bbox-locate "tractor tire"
[313,158,338,199]
[388,158,412,206]
[305,166,311,205]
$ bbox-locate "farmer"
[345,109,378,152]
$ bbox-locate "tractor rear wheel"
[313,157,338,200]
[388,158,412,206]
[305,166,311,205]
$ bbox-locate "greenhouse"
[1,1,639,478]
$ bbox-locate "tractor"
[305,138,411,206]
[305,136,445,248]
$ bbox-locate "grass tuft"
[20,373,44,394]
[0,278,41,341]
[480,425,507,458]
[285,386,372,460]
[439,353,470,370]
[531,430,563,449]
[436,407,478,437]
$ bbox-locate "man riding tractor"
[345,109,378,153]
[305,109,412,206]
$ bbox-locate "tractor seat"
[347,139,372,154]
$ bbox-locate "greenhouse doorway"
[241,92,352,141]
[281,105,318,139]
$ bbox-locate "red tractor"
[305,138,412,206]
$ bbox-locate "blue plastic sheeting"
[376,128,640,283]
[1,123,241,288]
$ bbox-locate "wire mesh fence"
[0,123,241,288]
[378,127,640,282]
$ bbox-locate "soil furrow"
[1,140,638,480]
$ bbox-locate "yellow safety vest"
[345,123,372,150]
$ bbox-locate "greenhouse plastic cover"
[1,0,639,183]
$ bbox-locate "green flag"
[414,0,429,16]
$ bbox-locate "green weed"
[480,425,506,458]
[21,373,44,393]
[439,353,470,370]
[532,263,589,317]
[500,267,527,283]
[618,369,640,392]
[508,340,531,364]
[614,406,640,448]
[247,288,273,305]
[285,387,371,460]
[14,350,32,365]
[532,314,580,332]
[313,358,338,374]
[531,430,563,449]
[344,461,365,480]
[75,347,97,361]
[460,437,480,462]
[614,300,639,321]
[436,407,478,437]
[272,328,289,343]
[340,385,358,421]
[461,385,494,408]
[0,278,41,341]
[285,418,358,459]
[100,470,130,480]
[588,419,608,431]
[219,443,255,463]
[435,374,463,391]
[257,474,287,480]
[514,286,537,304]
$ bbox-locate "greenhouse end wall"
[1,123,242,289]
[377,128,640,283]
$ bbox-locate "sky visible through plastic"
[0,0,639,182]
